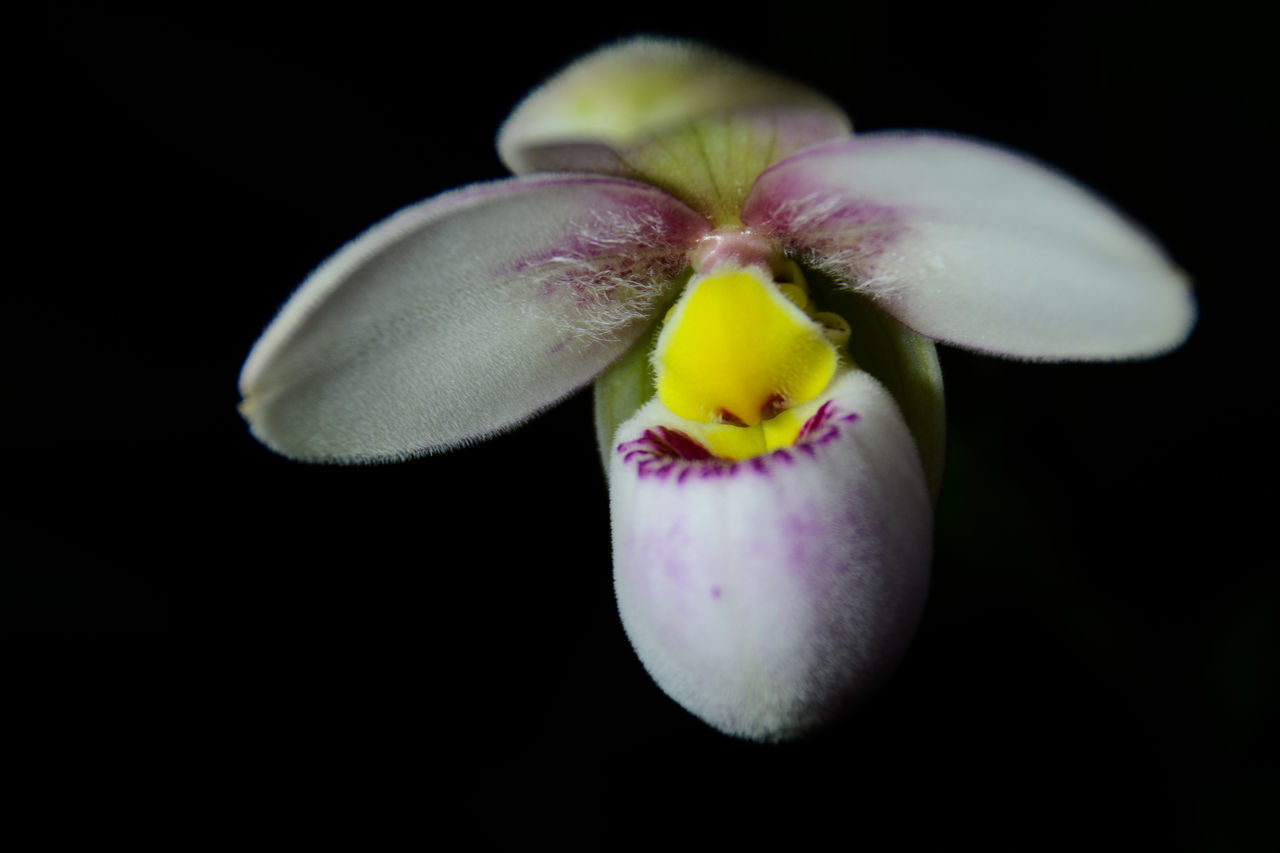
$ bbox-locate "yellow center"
[652,264,839,459]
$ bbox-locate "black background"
[15,3,1272,848]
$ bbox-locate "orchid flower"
[238,38,1194,741]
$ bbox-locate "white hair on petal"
[764,189,919,302]
[519,204,692,345]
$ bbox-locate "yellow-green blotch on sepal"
[499,38,850,227]
[617,110,831,227]
[593,265,946,502]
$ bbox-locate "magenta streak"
[616,399,860,479]
[618,427,724,480]
[638,426,716,460]
[797,400,836,439]
[618,405,859,479]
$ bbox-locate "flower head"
[238,38,1193,740]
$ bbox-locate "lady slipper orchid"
[238,38,1194,741]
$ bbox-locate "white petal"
[239,175,708,461]
[742,134,1195,360]
[609,371,932,741]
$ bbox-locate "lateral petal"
[742,133,1195,360]
[609,370,931,740]
[239,175,708,461]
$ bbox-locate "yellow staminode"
[653,265,838,444]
